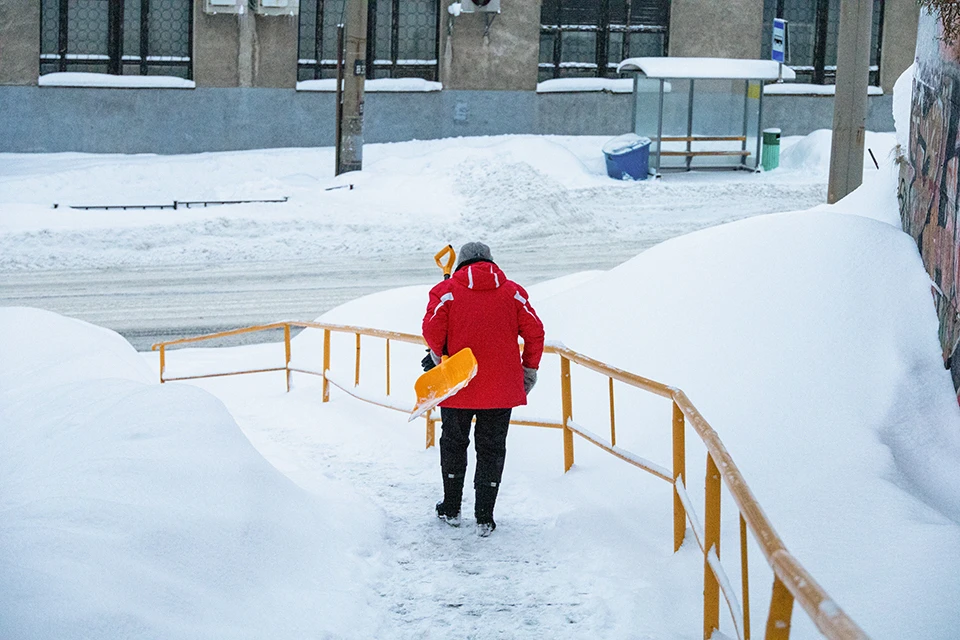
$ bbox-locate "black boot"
[436,473,464,527]
[474,480,500,536]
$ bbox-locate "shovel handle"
[434,244,456,279]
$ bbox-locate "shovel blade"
[409,348,478,421]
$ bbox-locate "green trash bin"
[762,128,781,171]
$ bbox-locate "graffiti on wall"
[899,10,960,396]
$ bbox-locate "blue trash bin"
[603,134,652,181]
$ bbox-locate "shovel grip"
[434,245,456,280]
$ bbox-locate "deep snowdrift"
[0,308,383,639]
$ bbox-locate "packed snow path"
[193,372,704,639]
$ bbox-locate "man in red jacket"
[421,242,545,536]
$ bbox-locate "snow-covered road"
[0,149,829,348]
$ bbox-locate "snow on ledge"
[297,78,442,92]
[537,78,634,94]
[39,72,195,89]
[537,77,672,94]
[617,57,796,81]
[764,83,885,96]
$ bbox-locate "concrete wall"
[253,14,299,89]
[0,0,39,85]
[0,85,895,154]
[669,0,765,59]
[194,6,241,87]
[440,1,541,91]
[880,0,920,91]
[764,93,895,135]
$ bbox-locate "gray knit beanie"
[455,242,494,270]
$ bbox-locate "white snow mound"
[531,210,960,638]
[0,308,383,640]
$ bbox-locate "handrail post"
[741,514,751,640]
[385,339,391,396]
[284,324,292,392]
[425,408,436,449]
[608,377,616,447]
[561,356,574,472]
[322,329,331,402]
[672,400,686,552]
[764,575,794,639]
[354,333,361,387]
[704,452,721,640]
[159,344,166,384]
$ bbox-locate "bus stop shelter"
[617,57,796,176]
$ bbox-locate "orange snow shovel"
[409,245,479,421]
[409,348,478,421]
[434,244,456,279]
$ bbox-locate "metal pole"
[755,81,764,171]
[322,329,331,402]
[284,324,292,392]
[827,0,874,203]
[561,356,574,472]
[337,0,369,175]
[703,453,721,639]
[672,401,686,552]
[335,24,345,174]
[656,78,665,177]
[686,79,695,171]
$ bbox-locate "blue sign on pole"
[772,18,786,63]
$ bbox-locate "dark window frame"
[40,0,193,79]
[298,0,440,82]
[765,0,885,85]
[538,0,670,82]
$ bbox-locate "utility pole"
[827,0,874,203]
[336,0,368,175]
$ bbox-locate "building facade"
[0,0,918,153]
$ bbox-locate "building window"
[40,0,193,79]
[298,0,439,81]
[539,0,669,82]
[760,0,884,85]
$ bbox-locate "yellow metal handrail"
[152,322,869,640]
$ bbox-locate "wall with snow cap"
[899,9,960,399]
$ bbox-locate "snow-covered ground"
[0,133,893,273]
[4,108,957,638]
[0,132,896,347]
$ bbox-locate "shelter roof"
[617,57,797,81]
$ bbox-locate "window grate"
[760,0,884,85]
[298,0,439,82]
[40,0,192,79]
[538,0,669,82]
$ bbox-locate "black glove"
[421,349,441,372]
[523,367,538,395]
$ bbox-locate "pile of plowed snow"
[0,307,383,640]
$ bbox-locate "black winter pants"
[439,407,511,516]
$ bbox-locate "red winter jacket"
[422,261,545,409]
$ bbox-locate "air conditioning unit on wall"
[250,0,299,16]
[460,0,500,13]
[203,0,243,15]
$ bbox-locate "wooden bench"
[653,135,751,160]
